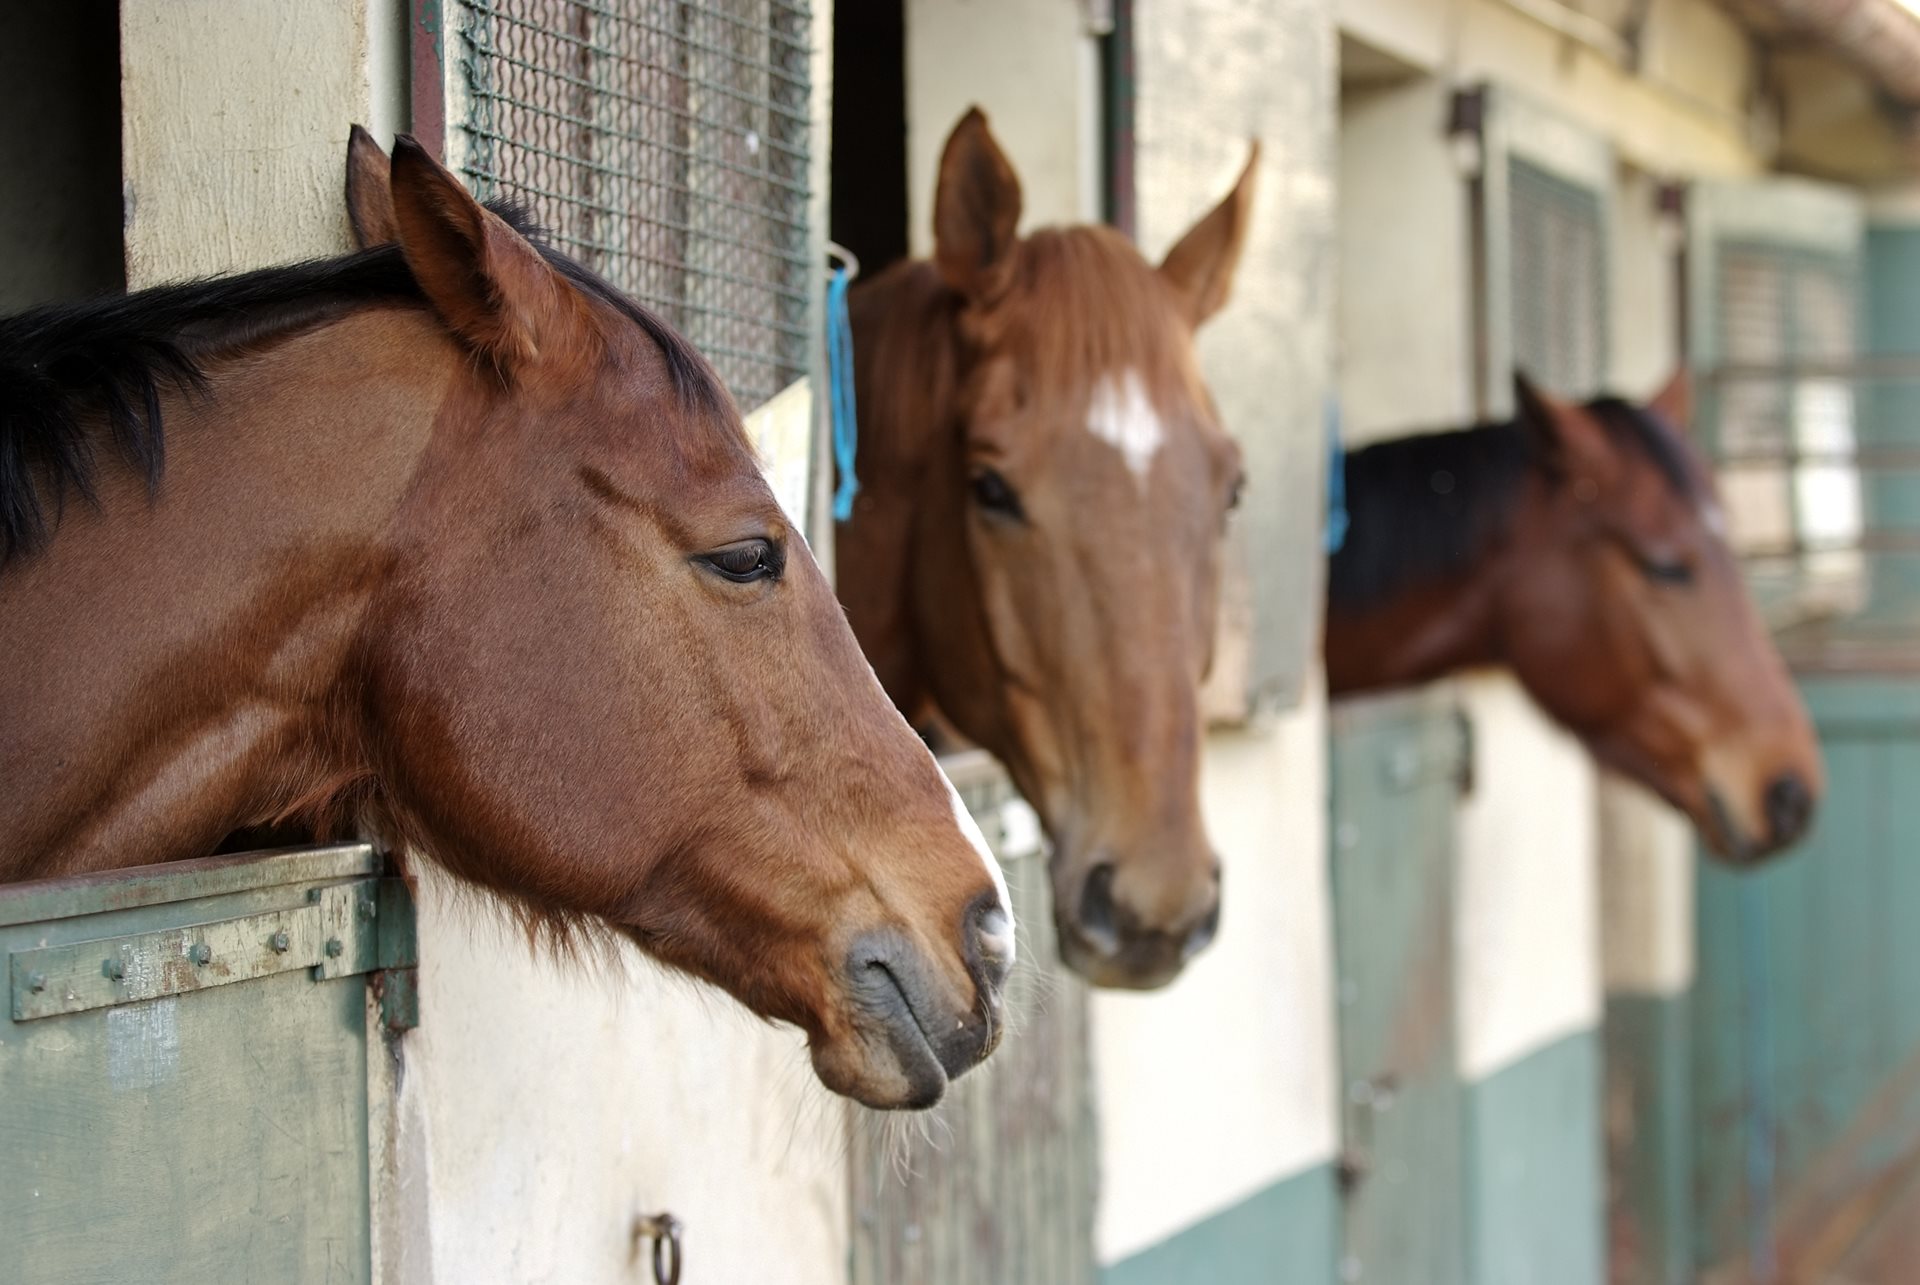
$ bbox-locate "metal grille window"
[1705,242,1865,620]
[453,0,813,410]
[1508,156,1608,399]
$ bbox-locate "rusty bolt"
[269,931,291,954]
[25,971,46,994]
[189,944,212,966]
[324,938,344,959]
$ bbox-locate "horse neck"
[1324,421,1534,696]
[841,264,1005,739]
[0,308,454,878]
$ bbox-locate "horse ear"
[1513,371,1616,482]
[388,135,581,368]
[345,125,398,248]
[934,107,1023,303]
[1159,142,1260,328]
[1648,368,1692,432]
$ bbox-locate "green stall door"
[0,845,415,1284]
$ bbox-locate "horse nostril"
[1078,863,1121,955]
[1765,772,1813,847]
[1182,891,1223,963]
[967,900,1015,995]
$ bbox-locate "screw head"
[189,944,212,966]
[269,931,291,954]
[25,971,46,994]
[324,938,344,959]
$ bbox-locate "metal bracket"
[9,876,411,1023]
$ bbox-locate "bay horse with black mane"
[1326,372,1822,861]
[0,132,1014,1110]
[834,109,1257,988]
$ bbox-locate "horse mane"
[1328,397,1701,612]
[1329,421,1533,612]
[0,200,730,566]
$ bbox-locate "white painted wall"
[1093,697,1337,1263]
[1452,674,1602,1078]
[384,874,848,1285]
[1337,76,1475,437]
[903,0,1102,251]
[1338,0,1764,177]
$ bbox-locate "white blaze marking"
[944,774,1016,965]
[1087,368,1165,485]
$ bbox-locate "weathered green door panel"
[849,754,1097,1285]
[1329,688,1470,1285]
[1691,676,1920,1275]
[0,845,400,1285]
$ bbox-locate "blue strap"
[827,266,860,522]
[1323,398,1349,554]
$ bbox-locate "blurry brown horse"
[0,134,1014,1110]
[837,109,1257,988]
[1326,372,1822,861]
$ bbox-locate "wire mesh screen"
[1508,156,1608,399]
[1703,242,1867,628]
[454,0,813,410]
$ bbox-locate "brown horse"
[836,109,1257,988]
[0,134,1014,1110]
[1326,372,1822,861]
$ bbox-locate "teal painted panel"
[0,852,383,1284]
[1602,993,1693,1285]
[1691,675,1920,1276]
[1328,690,1470,1285]
[1465,1030,1605,1285]
[1101,1164,1337,1285]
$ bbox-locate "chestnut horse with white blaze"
[837,108,1257,988]
[1326,372,1822,861]
[0,133,1013,1110]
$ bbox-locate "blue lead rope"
[1324,398,1349,555]
[827,265,860,522]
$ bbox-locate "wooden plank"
[848,761,1097,1285]
[0,844,377,928]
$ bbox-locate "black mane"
[0,201,728,565]
[1328,398,1699,612]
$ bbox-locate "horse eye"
[696,539,783,584]
[971,469,1025,520]
[1638,555,1694,586]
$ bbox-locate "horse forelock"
[972,225,1205,421]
